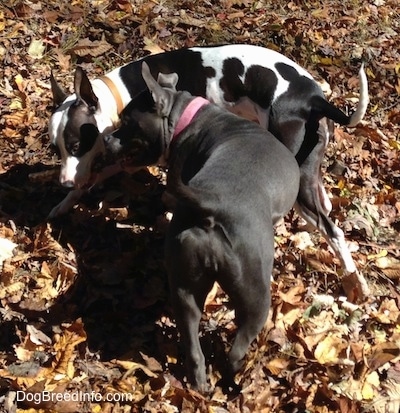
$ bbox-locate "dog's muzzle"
[104,133,122,153]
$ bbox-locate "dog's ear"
[157,72,178,90]
[74,67,99,111]
[141,62,174,117]
[50,72,68,107]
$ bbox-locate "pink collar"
[173,97,209,139]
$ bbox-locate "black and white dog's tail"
[314,63,369,127]
[295,64,369,166]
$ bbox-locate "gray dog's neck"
[167,91,198,143]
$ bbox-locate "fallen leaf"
[373,299,400,324]
[53,319,87,378]
[266,358,290,375]
[71,37,113,57]
[314,335,347,364]
[366,342,400,371]
[361,371,380,400]
[28,39,45,59]
[0,237,17,267]
[26,324,52,346]
[143,36,165,55]
[115,360,158,378]
[290,231,314,250]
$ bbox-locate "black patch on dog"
[220,58,277,108]
[275,62,318,98]
[244,65,278,109]
[64,103,98,157]
[275,62,299,82]
[219,58,245,102]
[204,66,216,78]
[273,62,324,165]
[119,49,215,99]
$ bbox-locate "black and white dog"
[48,44,369,299]
[106,62,300,391]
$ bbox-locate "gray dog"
[105,62,300,391]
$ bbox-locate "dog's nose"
[61,180,75,188]
[104,134,121,153]
[104,134,113,144]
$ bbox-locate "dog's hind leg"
[166,229,215,392]
[280,114,370,300]
[295,122,370,300]
[295,192,356,274]
[219,244,273,387]
[227,287,270,374]
[296,192,370,301]
[314,118,334,215]
[170,284,210,391]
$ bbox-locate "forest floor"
[0,0,399,412]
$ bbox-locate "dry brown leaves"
[0,0,399,412]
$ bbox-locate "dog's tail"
[167,144,234,257]
[167,150,211,217]
[295,64,369,166]
[312,63,369,127]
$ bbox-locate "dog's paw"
[47,199,74,219]
[341,270,370,303]
[47,203,65,219]
[48,189,85,219]
[216,377,241,396]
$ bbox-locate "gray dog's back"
[167,105,299,225]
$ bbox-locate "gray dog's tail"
[167,144,234,254]
[166,140,215,219]
[167,151,204,214]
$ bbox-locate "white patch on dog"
[194,44,312,106]
[96,65,136,112]
[48,95,76,146]
[206,77,226,107]
[60,156,80,186]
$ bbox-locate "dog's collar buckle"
[173,97,209,139]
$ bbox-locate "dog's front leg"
[91,162,142,186]
[47,164,123,218]
[48,163,143,218]
[48,188,85,219]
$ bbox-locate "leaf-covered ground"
[0,0,399,412]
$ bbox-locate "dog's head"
[105,62,179,167]
[49,68,105,188]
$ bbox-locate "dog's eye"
[66,141,80,156]
[53,144,61,158]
